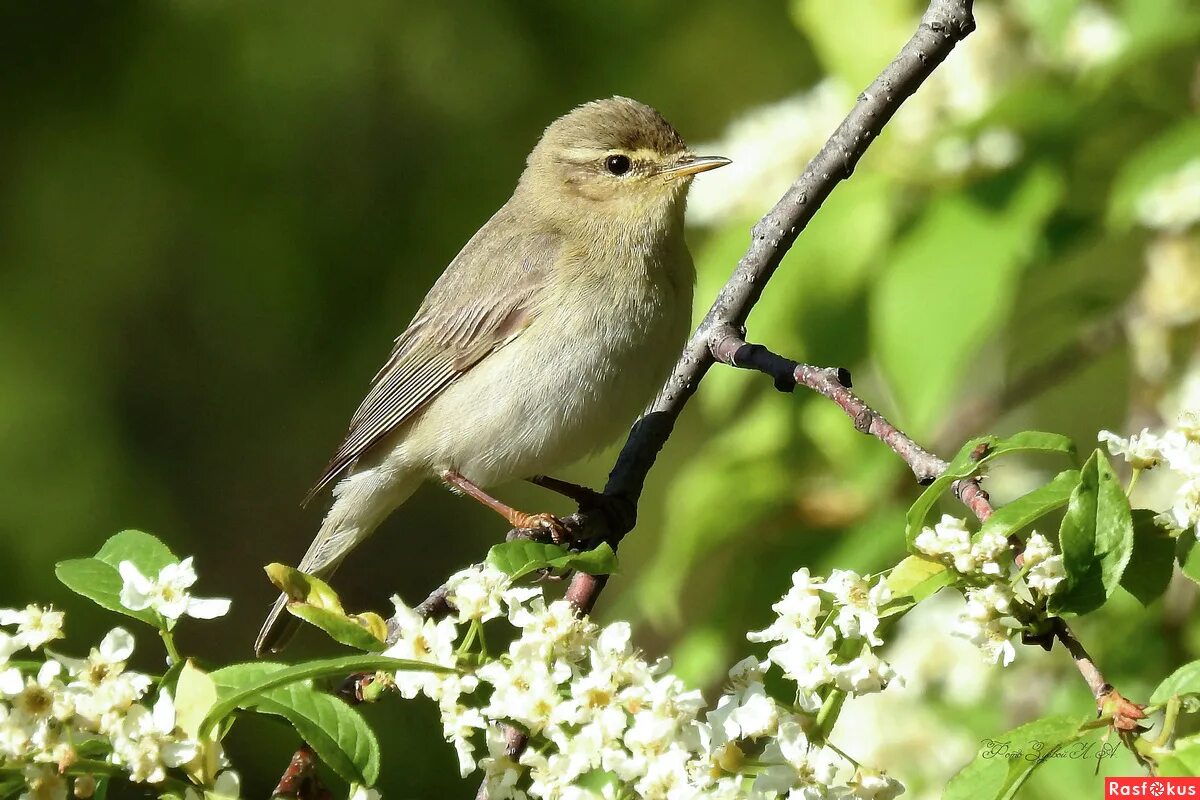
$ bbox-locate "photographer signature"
[981,739,1120,764]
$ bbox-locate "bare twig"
[271,746,332,800]
[711,334,1123,721]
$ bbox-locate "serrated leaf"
[486,541,617,581]
[1151,660,1200,705]
[209,662,380,785]
[54,558,159,626]
[944,714,1083,800]
[974,469,1080,542]
[906,432,1077,547]
[1121,509,1177,605]
[95,530,178,574]
[265,563,345,613]
[287,605,386,652]
[200,654,452,738]
[1049,451,1134,616]
[886,555,952,601]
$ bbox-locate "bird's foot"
[509,511,570,545]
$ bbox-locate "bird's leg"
[441,469,568,543]
[527,475,606,509]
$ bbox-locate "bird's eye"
[604,154,632,176]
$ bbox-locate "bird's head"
[517,97,729,237]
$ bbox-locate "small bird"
[255,97,729,654]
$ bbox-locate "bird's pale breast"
[381,245,694,486]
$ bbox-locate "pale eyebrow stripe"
[557,146,666,165]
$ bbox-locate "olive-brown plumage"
[256,97,729,654]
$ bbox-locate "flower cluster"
[1100,412,1200,537]
[0,555,236,800]
[914,515,1064,667]
[382,563,903,800]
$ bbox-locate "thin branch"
[712,333,1121,716]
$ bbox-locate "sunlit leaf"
[1050,451,1134,615]
[265,563,345,614]
[974,469,1079,541]
[95,530,178,575]
[208,662,381,785]
[54,558,158,626]
[944,715,1084,800]
[287,605,387,652]
[1151,660,1200,705]
[486,540,616,581]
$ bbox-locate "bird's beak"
[658,154,732,178]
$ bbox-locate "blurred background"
[2,0,1199,796]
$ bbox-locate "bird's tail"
[255,468,418,656]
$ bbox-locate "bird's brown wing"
[305,209,558,502]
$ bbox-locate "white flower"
[1022,532,1055,568]
[1028,555,1066,596]
[764,628,838,702]
[1137,160,1200,233]
[109,690,199,784]
[445,563,512,624]
[382,597,460,700]
[0,605,65,651]
[20,764,67,800]
[825,570,889,646]
[975,127,1022,170]
[1062,2,1127,70]
[914,515,974,573]
[58,628,152,731]
[831,652,897,696]
[849,769,904,800]
[117,559,230,622]
[71,775,96,800]
[748,569,824,643]
[1099,429,1163,470]
[686,80,853,227]
[970,531,1012,576]
[440,703,486,777]
[347,785,381,800]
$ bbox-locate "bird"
[255,97,729,654]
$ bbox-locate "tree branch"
[710,334,1124,719]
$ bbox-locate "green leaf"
[95,530,178,574]
[486,541,617,581]
[265,563,345,614]
[208,662,381,785]
[886,555,952,601]
[974,469,1080,542]
[174,660,218,739]
[287,605,387,652]
[1158,742,1200,777]
[200,655,451,738]
[1178,535,1200,587]
[906,432,1077,547]
[873,171,1062,437]
[1121,509,1177,605]
[54,558,158,626]
[1109,117,1200,228]
[1151,660,1200,705]
[1049,451,1134,616]
[944,715,1083,800]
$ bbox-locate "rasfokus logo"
[1106,778,1200,798]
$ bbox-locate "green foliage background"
[1,0,1198,796]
